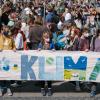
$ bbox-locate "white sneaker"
[7,88,13,96]
[41,88,46,96]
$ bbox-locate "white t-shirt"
[14,33,24,49]
[57,21,63,30]
[63,29,70,37]
[65,13,72,21]
[24,7,32,15]
[21,23,29,42]
[74,19,82,29]
[87,16,95,26]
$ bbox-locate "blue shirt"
[38,42,55,50]
[46,12,54,23]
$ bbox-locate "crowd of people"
[0,0,100,97]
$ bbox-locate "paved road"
[0,81,100,100]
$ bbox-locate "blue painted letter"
[38,56,64,80]
[21,55,38,80]
[89,58,100,80]
[64,56,87,70]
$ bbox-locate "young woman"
[90,29,100,97]
[0,25,16,96]
[70,28,89,91]
[38,31,54,96]
[78,29,89,51]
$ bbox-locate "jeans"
[91,82,97,92]
[0,81,11,90]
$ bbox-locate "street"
[0,81,100,100]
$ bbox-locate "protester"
[0,0,100,97]
[38,31,54,96]
[64,8,72,21]
[90,29,100,97]
[0,25,16,96]
[28,16,49,50]
[57,16,64,30]
[78,29,89,51]
[12,28,24,50]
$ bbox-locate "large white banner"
[0,50,100,82]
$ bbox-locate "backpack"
[55,34,66,50]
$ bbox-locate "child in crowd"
[38,31,54,96]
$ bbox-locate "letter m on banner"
[64,56,87,70]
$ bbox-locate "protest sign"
[0,50,100,82]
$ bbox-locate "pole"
[43,1,46,25]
